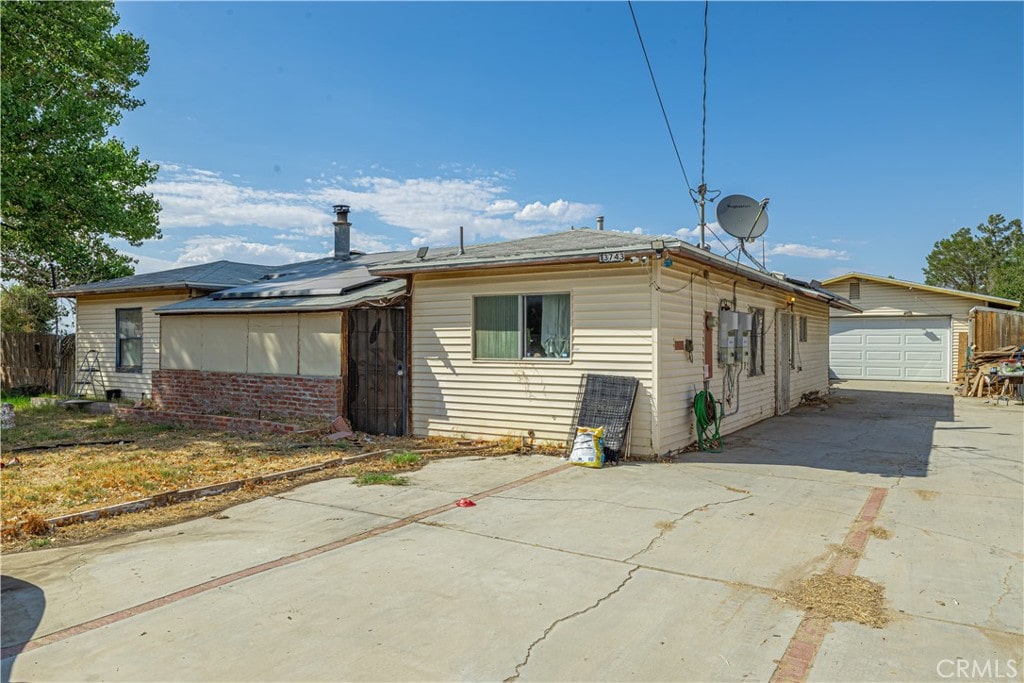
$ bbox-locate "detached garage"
[823,273,1019,383]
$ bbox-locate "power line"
[627,1,694,196]
[700,0,709,187]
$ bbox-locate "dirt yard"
[0,403,533,553]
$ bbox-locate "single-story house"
[822,272,1019,383]
[57,207,858,457]
[371,225,857,457]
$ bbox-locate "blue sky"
[111,1,1023,283]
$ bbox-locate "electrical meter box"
[736,312,752,364]
[718,310,739,365]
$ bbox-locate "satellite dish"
[716,194,769,241]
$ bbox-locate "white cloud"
[515,199,594,222]
[151,166,324,231]
[309,174,601,246]
[148,164,603,260]
[767,243,849,260]
[175,235,326,266]
[486,199,520,215]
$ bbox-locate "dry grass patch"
[869,525,893,540]
[1,404,526,551]
[778,571,891,628]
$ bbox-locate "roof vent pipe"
[332,204,351,260]
[597,215,604,231]
[459,226,465,255]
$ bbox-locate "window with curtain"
[116,308,143,372]
[474,293,570,360]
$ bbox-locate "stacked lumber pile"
[961,344,1024,399]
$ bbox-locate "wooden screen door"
[347,307,407,436]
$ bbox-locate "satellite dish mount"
[716,194,770,271]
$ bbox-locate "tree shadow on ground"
[1,575,45,682]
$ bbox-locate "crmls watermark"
[936,659,1018,679]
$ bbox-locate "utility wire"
[628,1,694,195]
[700,0,709,186]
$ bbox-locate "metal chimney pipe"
[459,226,465,255]
[332,204,351,260]
[596,215,604,231]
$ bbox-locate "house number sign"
[598,252,625,263]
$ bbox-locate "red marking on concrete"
[769,487,888,683]
[1,461,572,660]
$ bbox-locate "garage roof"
[822,272,1020,309]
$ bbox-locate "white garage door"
[830,316,950,382]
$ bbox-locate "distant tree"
[0,0,161,289]
[0,283,58,333]
[923,215,1023,303]
[988,240,1024,308]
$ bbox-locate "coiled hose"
[694,390,723,453]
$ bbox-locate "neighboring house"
[58,206,858,457]
[373,229,858,458]
[53,261,276,400]
[822,273,1019,383]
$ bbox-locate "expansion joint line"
[504,565,640,683]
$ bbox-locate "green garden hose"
[694,390,723,453]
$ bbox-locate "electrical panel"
[718,309,753,365]
[718,310,739,365]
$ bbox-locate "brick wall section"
[151,369,343,421]
[112,406,299,434]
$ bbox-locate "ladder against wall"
[71,350,105,398]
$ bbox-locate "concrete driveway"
[2,382,1022,682]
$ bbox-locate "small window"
[116,308,143,372]
[849,281,860,300]
[799,315,808,342]
[473,293,570,360]
[748,307,765,376]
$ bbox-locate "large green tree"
[924,214,1023,305]
[0,283,58,333]
[1,0,160,289]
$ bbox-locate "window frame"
[472,292,572,361]
[748,307,766,376]
[799,315,808,342]
[115,307,143,373]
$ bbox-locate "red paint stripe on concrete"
[769,487,888,683]
[2,461,572,660]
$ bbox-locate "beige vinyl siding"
[655,266,831,452]
[410,266,656,455]
[75,291,190,399]
[829,277,980,383]
[788,297,831,403]
[161,312,342,377]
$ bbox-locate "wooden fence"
[970,307,1024,353]
[1,333,76,394]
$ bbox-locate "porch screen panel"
[474,295,518,359]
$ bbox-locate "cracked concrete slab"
[2,381,1021,682]
[511,568,801,682]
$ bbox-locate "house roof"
[374,229,861,312]
[822,272,1020,309]
[52,260,277,297]
[155,279,406,315]
[155,250,416,314]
